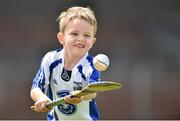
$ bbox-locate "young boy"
[30,6,100,120]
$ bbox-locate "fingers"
[64,96,84,104]
[31,105,51,112]
[31,100,52,112]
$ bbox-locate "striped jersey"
[31,48,100,121]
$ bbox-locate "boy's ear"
[57,32,64,45]
[90,37,96,48]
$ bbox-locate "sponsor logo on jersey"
[52,79,58,85]
[56,90,77,115]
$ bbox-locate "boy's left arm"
[64,93,96,104]
[82,93,96,100]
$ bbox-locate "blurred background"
[0,0,180,120]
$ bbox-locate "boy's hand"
[64,95,84,104]
[63,91,96,104]
[32,98,52,112]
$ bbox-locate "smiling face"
[57,18,96,59]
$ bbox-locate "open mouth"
[74,44,85,48]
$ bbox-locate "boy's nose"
[78,36,85,42]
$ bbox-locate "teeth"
[75,44,84,48]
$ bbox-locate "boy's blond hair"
[57,6,97,36]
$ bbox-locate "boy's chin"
[74,51,86,57]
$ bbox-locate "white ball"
[93,54,110,71]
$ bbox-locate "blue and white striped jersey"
[32,48,100,121]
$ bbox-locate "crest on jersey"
[73,81,82,91]
[61,68,71,82]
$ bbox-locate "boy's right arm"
[31,87,52,112]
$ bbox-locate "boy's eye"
[84,34,91,37]
[70,32,78,36]
[85,34,90,37]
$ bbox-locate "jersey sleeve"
[88,68,101,83]
[31,52,51,93]
[85,54,101,84]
